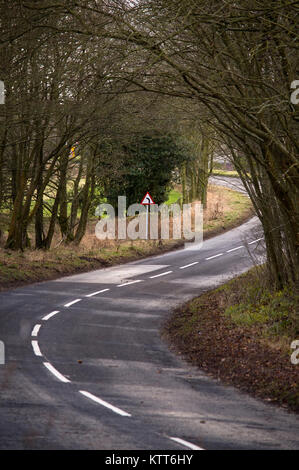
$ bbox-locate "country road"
[0,179,298,450]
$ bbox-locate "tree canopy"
[0,0,298,290]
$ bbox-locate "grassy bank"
[163,266,299,412]
[212,169,239,177]
[0,184,253,291]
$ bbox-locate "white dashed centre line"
[42,310,59,321]
[85,288,110,297]
[64,299,81,308]
[43,362,71,383]
[226,245,244,253]
[169,437,204,451]
[33,230,264,440]
[31,340,42,357]
[205,253,223,260]
[248,237,263,245]
[149,271,173,279]
[31,324,41,337]
[117,280,143,287]
[79,390,131,417]
[179,262,199,269]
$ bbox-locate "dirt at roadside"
[162,290,299,414]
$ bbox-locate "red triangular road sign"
[141,192,155,205]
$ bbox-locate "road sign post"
[145,204,148,240]
[140,192,155,240]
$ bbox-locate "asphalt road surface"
[0,179,298,450]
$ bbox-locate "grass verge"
[212,169,239,177]
[162,266,299,413]
[0,184,253,291]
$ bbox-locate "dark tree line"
[0,0,298,292]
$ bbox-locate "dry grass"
[0,185,253,290]
[163,266,299,412]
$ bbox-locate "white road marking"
[31,340,42,357]
[64,299,81,307]
[79,390,131,417]
[205,253,223,260]
[117,280,143,288]
[149,271,173,279]
[169,437,204,451]
[43,362,70,383]
[31,324,41,337]
[42,310,60,321]
[179,262,199,269]
[226,245,244,253]
[85,288,110,297]
[248,237,263,245]
[54,264,168,284]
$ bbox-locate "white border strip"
[64,299,81,308]
[85,289,110,297]
[79,390,131,417]
[169,437,204,451]
[43,362,70,383]
[42,310,59,321]
[31,324,41,337]
[31,340,42,357]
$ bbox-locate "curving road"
[0,180,298,450]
